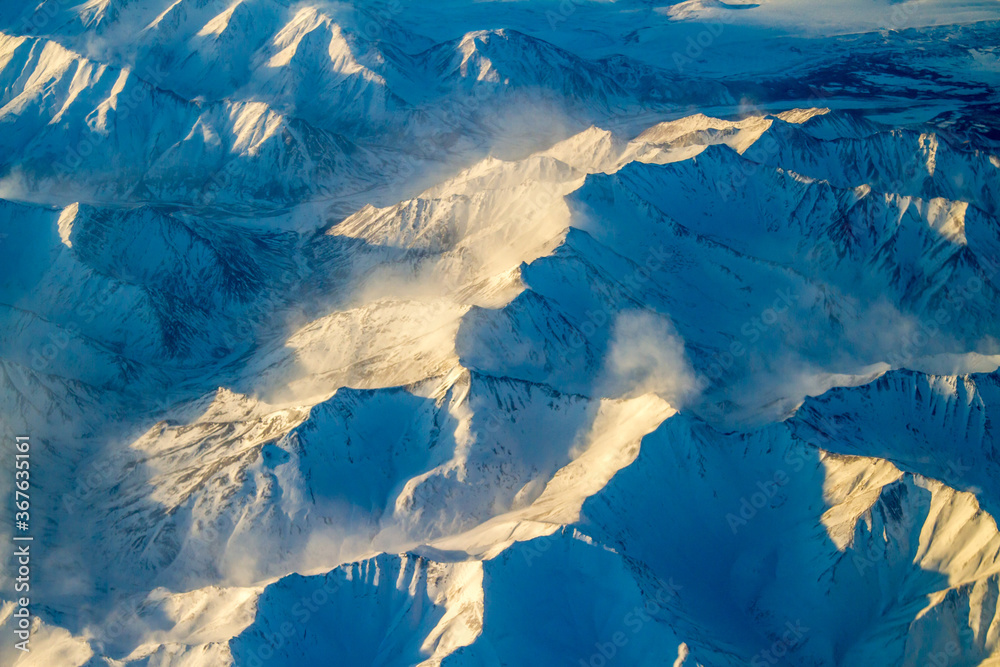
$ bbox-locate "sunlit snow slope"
[1,0,1000,666]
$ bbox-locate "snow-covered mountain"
[1,0,1000,665]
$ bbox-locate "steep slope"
[581,407,1000,666]
[1,4,1000,660]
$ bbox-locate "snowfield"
[1,0,1000,665]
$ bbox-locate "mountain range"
[1,1,1000,665]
